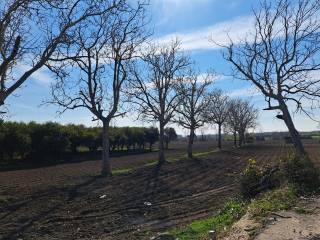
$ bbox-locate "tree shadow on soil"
[0,176,101,240]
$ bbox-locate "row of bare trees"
[2,0,320,175]
[128,40,259,160]
[204,93,258,150]
[0,0,264,176]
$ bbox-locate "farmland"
[1,140,319,240]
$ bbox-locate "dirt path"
[255,197,320,240]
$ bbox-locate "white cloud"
[228,86,261,98]
[18,65,53,87]
[154,15,255,51]
[197,73,227,83]
[152,0,212,25]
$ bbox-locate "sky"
[4,0,320,135]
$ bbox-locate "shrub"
[30,122,70,157]
[240,159,280,199]
[0,122,31,159]
[281,154,320,195]
[248,186,297,219]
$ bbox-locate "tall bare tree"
[203,89,230,149]
[129,40,190,165]
[225,99,258,147]
[237,100,259,146]
[0,0,118,111]
[225,99,241,147]
[223,0,320,157]
[49,1,148,176]
[175,71,212,157]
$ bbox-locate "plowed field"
[0,141,319,240]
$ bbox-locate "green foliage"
[171,199,246,240]
[0,122,31,159]
[248,187,297,219]
[240,159,280,199]
[30,122,70,157]
[0,121,162,162]
[280,154,320,195]
[164,127,178,149]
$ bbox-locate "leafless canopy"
[225,99,258,147]
[49,0,148,123]
[204,89,230,126]
[129,40,190,125]
[226,0,320,114]
[224,0,320,155]
[48,0,149,175]
[0,0,118,109]
[203,89,230,149]
[175,70,213,130]
[128,40,190,163]
[174,70,213,157]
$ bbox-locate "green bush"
[30,122,70,157]
[281,154,320,195]
[0,122,31,159]
[248,186,297,219]
[240,159,280,199]
[0,121,162,162]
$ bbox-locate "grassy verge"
[170,199,246,240]
[247,186,297,221]
[170,186,298,240]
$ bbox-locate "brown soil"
[0,141,319,240]
[225,197,320,240]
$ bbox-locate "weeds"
[171,199,246,240]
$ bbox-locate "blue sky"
[5,0,320,134]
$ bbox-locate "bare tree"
[49,1,148,176]
[225,99,258,147]
[237,100,259,146]
[223,0,320,157]
[175,71,212,157]
[0,0,118,111]
[129,40,190,165]
[225,99,241,147]
[203,89,230,149]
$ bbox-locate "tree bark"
[217,123,222,149]
[101,120,112,176]
[238,130,244,147]
[280,102,307,157]
[158,122,166,165]
[233,131,237,147]
[187,127,195,158]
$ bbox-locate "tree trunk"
[233,131,237,147]
[280,102,307,157]
[101,120,112,176]
[217,123,222,149]
[158,122,166,165]
[187,127,195,158]
[238,131,244,147]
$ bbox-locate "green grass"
[170,199,246,240]
[112,168,133,175]
[193,150,218,158]
[169,187,299,240]
[294,207,313,214]
[111,149,218,176]
[248,186,297,220]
